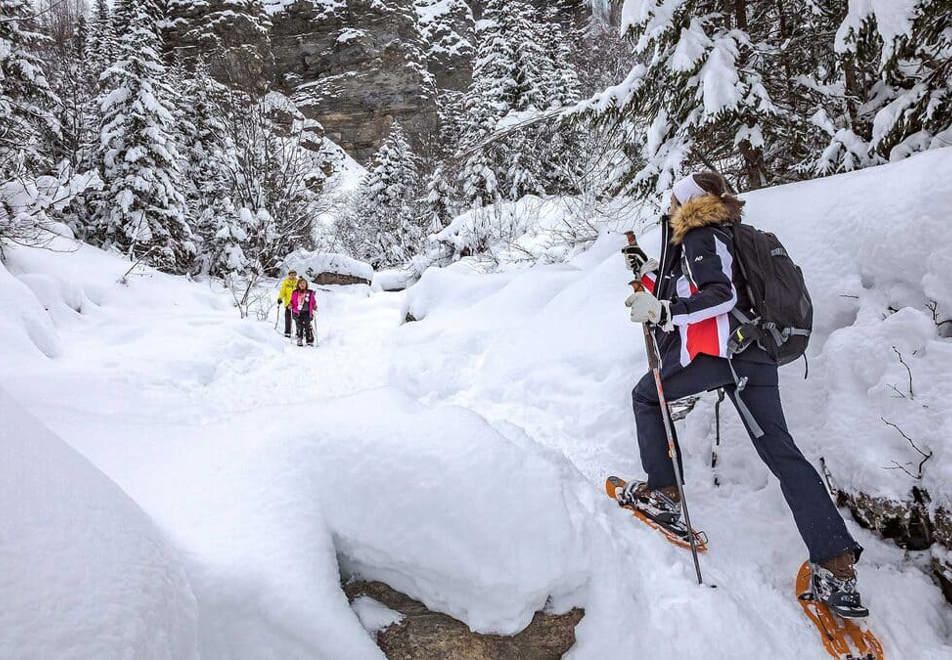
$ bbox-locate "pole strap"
[728,359,764,438]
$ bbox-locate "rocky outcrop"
[269,0,438,162]
[344,580,584,659]
[164,0,274,92]
[827,483,952,604]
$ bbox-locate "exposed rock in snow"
[345,580,584,659]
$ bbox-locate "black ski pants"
[295,312,314,344]
[632,354,861,564]
[284,306,293,336]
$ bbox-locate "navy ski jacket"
[640,195,771,378]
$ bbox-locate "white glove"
[637,258,659,279]
[625,291,673,331]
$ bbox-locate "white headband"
[672,174,708,205]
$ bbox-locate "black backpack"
[727,222,813,368]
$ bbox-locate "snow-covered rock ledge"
[284,249,374,286]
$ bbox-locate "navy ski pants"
[632,354,861,564]
[295,312,314,344]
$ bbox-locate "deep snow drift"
[0,390,198,659]
[1,150,951,659]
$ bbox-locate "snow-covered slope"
[1,150,951,659]
[407,147,952,505]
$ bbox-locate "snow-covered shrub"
[432,194,646,267]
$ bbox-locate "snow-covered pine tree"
[93,0,194,272]
[534,5,585,195]
[0,0,62,246]
[424,162,454,235]
[809,0,951,173]
[539,3,583,108]
[589,1,794,196]
[37,3,97,173]
[0,1,101,250]
[458,0,553,207]
[170,60,247,277]
[357,121,425,267]
[0,0,60,177]
[86,0,117,78]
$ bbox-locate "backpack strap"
[728,308,761,356]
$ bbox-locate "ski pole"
[274,302,280,330]
[625,231,705,586]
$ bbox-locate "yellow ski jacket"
[278,276,297,307]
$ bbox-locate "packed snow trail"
[3,152,952,658]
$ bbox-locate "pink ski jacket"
[291,290,316,315]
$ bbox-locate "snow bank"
[284,249,373,283]
[373,267,418,291]
[0,258,61,361]
[740,148,952,504]
[0,388,198,659]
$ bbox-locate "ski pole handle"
[624,231,661,371]
[625,231,649,293]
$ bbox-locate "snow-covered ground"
[2,150,952,658]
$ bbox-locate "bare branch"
[880,417,932,480]
[891,346,914,399]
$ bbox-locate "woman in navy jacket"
[620,171,868,619]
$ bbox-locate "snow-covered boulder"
[283,250,374,286]
[374,268,418,292]
[0,388,199,659]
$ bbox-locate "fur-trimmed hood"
[669,194,734,245]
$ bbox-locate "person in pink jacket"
[290,278,317,346]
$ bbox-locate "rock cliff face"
[165,0,588,162]
[416,0,475,90]
[165,0,274,92]
[269,0,439,162]
[164,0,590,163]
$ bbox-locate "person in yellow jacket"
[277,270,298,337]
